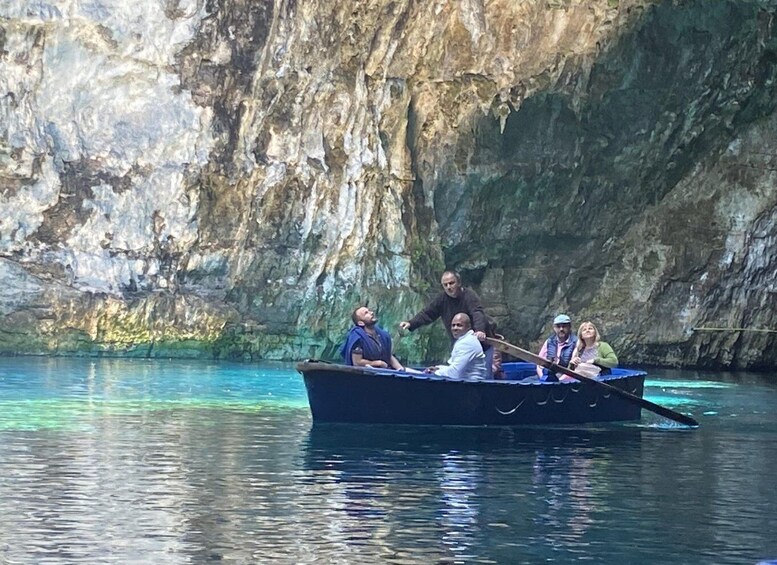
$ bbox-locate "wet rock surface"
[1,0,776,368]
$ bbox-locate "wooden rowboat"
[297,361,647,426]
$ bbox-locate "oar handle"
[485,337,699,428]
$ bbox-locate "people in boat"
[569,321,618,378]
[536,313,578,381]
[400,269,498,375]
[425,313,488,381]
[341,306,404,370]
[399,270,488,342]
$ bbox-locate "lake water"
[0,357,775,564]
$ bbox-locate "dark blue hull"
[297,361,647,426]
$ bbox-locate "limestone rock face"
[1,0,776,368]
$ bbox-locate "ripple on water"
[1,359,776,564]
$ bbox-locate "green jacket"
[594,341,618,368]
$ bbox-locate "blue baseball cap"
[553,314,571,325]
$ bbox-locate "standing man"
[425,313,487,381]
[399,270,488,341]
[535,313,578,381]
[341,306,404,370]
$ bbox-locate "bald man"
[425,313,487,381]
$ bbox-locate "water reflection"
[301,424,650,563]
[1,359,776,564]
[437,452,481,557]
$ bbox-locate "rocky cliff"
[1,0,776,368]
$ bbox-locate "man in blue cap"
[535,313,578,380]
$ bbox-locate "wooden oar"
[485,337,699,428]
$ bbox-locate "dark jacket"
[406,287,487,341]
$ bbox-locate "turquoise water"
[0,357,775,564]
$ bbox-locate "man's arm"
[462,288,487,336]
[389,354,404,371]
[536,340,549,377]
[351,348,388,368]
[403,293,444,331]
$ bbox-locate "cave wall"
[1,0,776,368]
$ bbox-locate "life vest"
[545,333,578,367]
[340,325,393,366]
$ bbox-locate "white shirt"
[434,330,488,381]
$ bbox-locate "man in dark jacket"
[399,270,488,341]
[341,306,404,370]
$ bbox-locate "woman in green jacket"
[569,321,618,378]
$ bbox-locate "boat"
[297,360,647,426]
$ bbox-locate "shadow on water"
[307,419,644,442]
[300,421,652,472]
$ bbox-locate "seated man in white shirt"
[425,313,488,381]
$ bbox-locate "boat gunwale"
[296,360,647,386]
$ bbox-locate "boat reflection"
[300,423,646,560]
[302,421,647,455]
